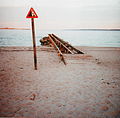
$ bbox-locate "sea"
[0,29,120,47]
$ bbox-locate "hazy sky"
[0,0,120,29]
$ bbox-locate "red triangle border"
[26,8,38,18]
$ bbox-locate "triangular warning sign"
[26,8,38,18]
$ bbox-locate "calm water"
[0,29,120,47]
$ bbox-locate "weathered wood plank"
[52,34,84,54]
[48,34,66,65]
[50,34,74,54]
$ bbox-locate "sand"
[0,46,120,118]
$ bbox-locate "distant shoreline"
[0,28,120,31]
[0,28,30,30]
[64,29,120,31]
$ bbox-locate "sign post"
[26,8,38,70]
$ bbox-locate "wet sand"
[0,46,120,118]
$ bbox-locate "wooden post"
[31,18,37,70]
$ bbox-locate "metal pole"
[31,18,37,70]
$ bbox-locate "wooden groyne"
[40,34,84,65]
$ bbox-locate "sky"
[0,0,120,29]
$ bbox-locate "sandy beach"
[0,46,120,118]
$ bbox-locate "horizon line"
[0,27,120,31]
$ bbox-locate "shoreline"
[0,28,30,30]
[0,45,120,49]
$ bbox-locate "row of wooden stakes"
[40,34,84,65]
